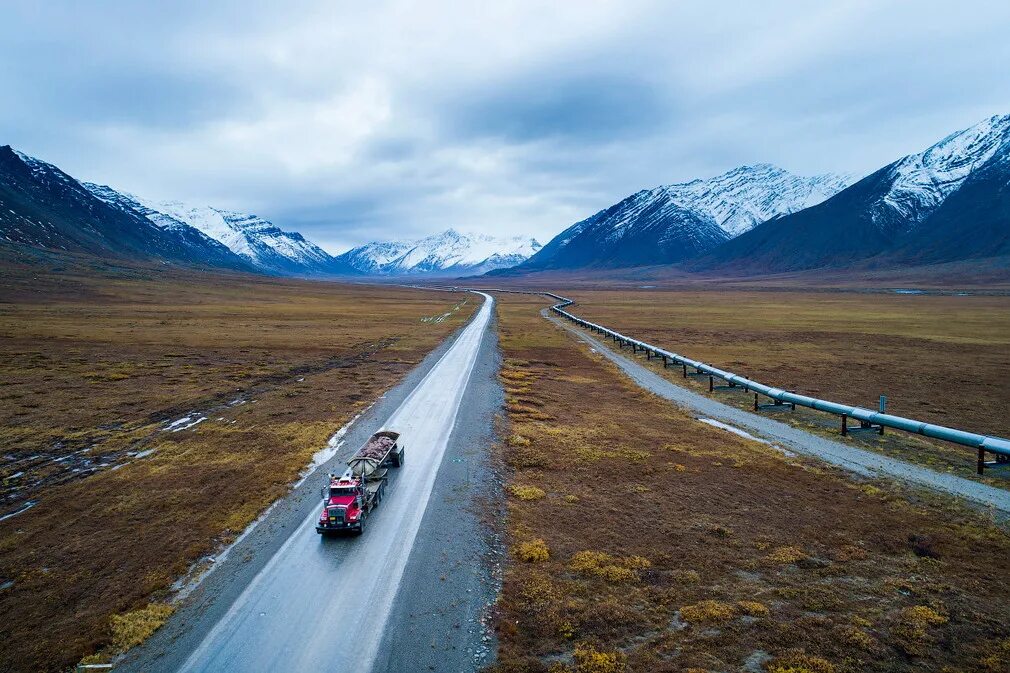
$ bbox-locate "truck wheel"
[355,518,365,535]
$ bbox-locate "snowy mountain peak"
[336,230,542,276]
[879,114,1010,227]
[662,164,853,237]
[139,200,345,274]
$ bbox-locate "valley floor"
[0,261,475,672]
[489,292,1010,673]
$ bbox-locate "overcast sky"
[3,1,1009,253]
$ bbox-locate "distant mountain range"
[691,114,1010,273]
[4,113,1008,280]
[504,165,851,272]
[502,114,1009,276]
[0,145,542,278]
[336,230,541,276]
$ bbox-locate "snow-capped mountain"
[145,201,353,275]
[872,114,1010,235]
[0,146,249,270]
[336,240,416,274]
[696,114,1010,273]
[336,230,542,276]
[510,165,850,272]
[83,183,251,268]
[667,164,852,237]
[83,185,355,276]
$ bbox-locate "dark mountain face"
[515,189,729,271]
[83,182,254,271]
[890,156,1010,264]
[0,146,250,270]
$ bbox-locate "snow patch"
[697,418,795,456]
[165,415,207,432]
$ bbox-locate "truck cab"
[315,430,401,537]
[316,477,366,534]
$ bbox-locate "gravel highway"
[545,309,1010,514]
[126,292,497,673]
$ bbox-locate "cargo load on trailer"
[316,430,405,536]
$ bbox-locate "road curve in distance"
[176,292,495,673]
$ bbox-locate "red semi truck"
[316,430,405,535]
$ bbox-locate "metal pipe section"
[530,291,1010,459]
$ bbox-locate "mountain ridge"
[336,229,541,276]
[506,164,850,273]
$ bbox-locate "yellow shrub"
[509,434,531,447]
[514,538,550,563]
[894,605,948,652]
[838,625,874,650]
[569,551,650,582]
[680,600,736,624]
[621,556,651,570]
[573,643,626,673]
[509,484,546,500]
[564,494,580,503]
[570,550,613,573]
[595,565,638,582]
[764,546,807,564]
[110,603,175,652]
[737,600,770,617]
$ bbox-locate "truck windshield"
[330,487,355,497]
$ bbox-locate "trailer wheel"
[397,448,405,466]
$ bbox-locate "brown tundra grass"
[489,293,1010,673]
[0,262,474,672]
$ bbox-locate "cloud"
[3,0,1010,253]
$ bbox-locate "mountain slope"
[336,230,541,276]
[890,150,1010,264]
[516,189,729,270]
[694,114,1010,273]
[511,164,849,272]
[83,183,252,270]
[0,146,248,270]
[122,197,356,276]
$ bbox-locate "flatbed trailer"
[316,430,404,535]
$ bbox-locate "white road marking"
[176,292,493,673]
